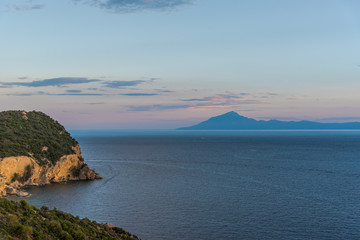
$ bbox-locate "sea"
[14,130,360,240]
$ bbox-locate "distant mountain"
[177,111,360,130]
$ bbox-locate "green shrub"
[70,166,81,177]
[11,173,19,183]
[20,164,33,182]
[19,200,29,209]
[0,199,140,240]
[0,111,78,165]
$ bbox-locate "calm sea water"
[20,131,360,240]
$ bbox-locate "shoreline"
[0,149,102,198]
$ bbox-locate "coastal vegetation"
[0,110,77,165]
[0,111,136,238]
[0,198,139,240]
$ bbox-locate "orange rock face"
[0,145,101,197]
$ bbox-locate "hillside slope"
[0,198,139,240]
[0,111,76,165]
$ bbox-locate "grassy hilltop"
[0,198,139,240]
[0,110,102,198]
[0,111,77,165]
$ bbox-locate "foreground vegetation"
[0,111,77,165]
[0,198,139,240]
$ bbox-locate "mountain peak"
[177,112,360,130]
[215,111,248,120]
[223,111,239,116]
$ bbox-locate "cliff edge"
[0,110,101,197]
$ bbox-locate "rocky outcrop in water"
[0,111,102,197]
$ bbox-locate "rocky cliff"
[0,110,101,197]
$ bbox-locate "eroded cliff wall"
[0,146,101,197]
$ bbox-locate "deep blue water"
[21,131,360,240]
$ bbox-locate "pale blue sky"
[1,0,360,129]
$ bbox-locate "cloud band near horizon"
[75,0,193,12]
[1,77,99,87]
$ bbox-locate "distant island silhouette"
[177,111,360,130]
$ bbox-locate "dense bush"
[0,198,139,240]
[0,111,78,165]
[22,165,33,182]
[70,166,81,177]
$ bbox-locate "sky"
[1,0,360,129]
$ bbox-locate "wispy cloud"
[128,104,192,111]
[6,89,160,97]
[102,80,146,88]
[154,89,175,93]
[181,93,244,102]
[181,97,213,102]
[256,92,280,99]
[266,92,279,96]
[1,77,100,88]
[56,93,105,96]
[7,93,36,97]
[76,0,193,13]
[7,91,105,96]
[66,89,82,93]
[7,4,44,11]
[120,93,160,96]
[102,78,157,88]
